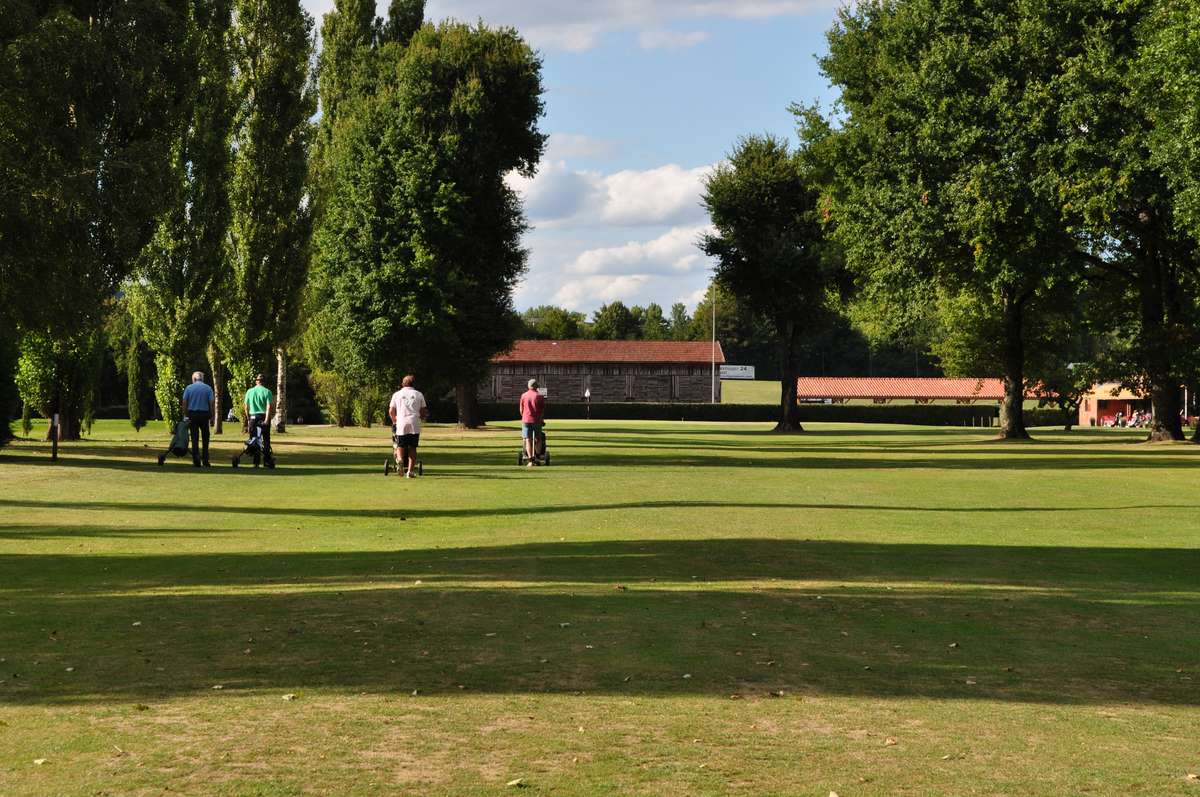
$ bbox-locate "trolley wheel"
[417,461,423,476]
[517,452,525,466]
[543,451,550,466]
[231,457,239,468]
[157,455,166,467]
[265,458,275,470]
[384,459,393,476]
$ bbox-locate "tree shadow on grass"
[0,539,1196,707]
[3,496,1198,524]
[2,424,1195,475]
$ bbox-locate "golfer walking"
[243,373,275,459]
[520,378,546,467]
[180,371,214,468]
[388,374,427,478]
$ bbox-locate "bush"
[472,402,1002,426]
[1024,407,1073,428]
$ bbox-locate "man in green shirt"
[243,373,275,461]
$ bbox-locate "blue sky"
[301,0,844,315]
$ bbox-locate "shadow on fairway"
[3,434,1195,474]
[2,496,1198,523]
[0,539,1196,707]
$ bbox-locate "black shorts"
[394,433,420,448]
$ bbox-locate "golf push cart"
[232,420,275,469]
[383,424,423,476]
[157,418,191,466]
[518,423,550,466]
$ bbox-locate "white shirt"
[389,387,426,435]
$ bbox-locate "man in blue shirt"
[180,371,215,468]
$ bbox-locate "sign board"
[719,365,756,380]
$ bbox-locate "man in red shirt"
[519,378,546,467]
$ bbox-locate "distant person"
[180,371,214,468]
[388,374,427,478]
[520,378,546,467]
[243,373,274,459]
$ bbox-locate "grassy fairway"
[1,420,1198,796]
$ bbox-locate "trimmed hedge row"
[471,401,1004,426]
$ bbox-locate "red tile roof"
[796,376,1011,400]
[494,340,726,364]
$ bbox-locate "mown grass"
[1,419,1198,796]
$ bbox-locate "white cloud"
[638,29,710,50]
[544,132,616,160]
[552,275,654,309]
[302,1,840,52]
[525,225,714,311]
[429,0,841,51]
[565,225,713,277]
[508,160,713,228]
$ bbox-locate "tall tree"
[819,1,1087,439]
[641,303,669,340]
[521,305,585,339]
[668,303,692,340]
[312,21,544,428]
[1051,1,1200,441]
[129,0,235,429]
[220,0,317,430]
[702,135,840,432]
[0,1,191,441]
[591,301,638,340]
[379,0,424,46]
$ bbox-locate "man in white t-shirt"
[387,374,428,478]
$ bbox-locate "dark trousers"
[187,410,211,464]
[249,413,272,456]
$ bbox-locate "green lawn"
[1,419,1198,796]
[721,378,779,403]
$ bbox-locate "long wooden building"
[482,340,726,403]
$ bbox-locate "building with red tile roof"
[795,376,1010,403]
[484,340,725,403]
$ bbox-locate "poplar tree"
[220,0,317,431]
[0,1,190,441]
[129,0,235,429]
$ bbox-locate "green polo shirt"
[244,384,273,415]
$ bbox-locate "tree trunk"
[774,319,803,432]
[274,347,287,433]
[1137,221,1184,441]
[1147,379,1182,442]
[998,298,1030,440]
[456,382,483,429]
[209,344,224,435]
[44,394,81,441]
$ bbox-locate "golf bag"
[518,423,549,466]
[232,418,275,469]
[156,419,190,466]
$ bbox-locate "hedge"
[470,401,1003,426]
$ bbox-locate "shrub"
[473,402,1002,426]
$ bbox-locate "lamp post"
[711,284,717,404]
